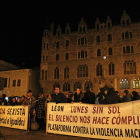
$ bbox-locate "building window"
[4,78,7,87]
[96,35,100,43]
[97,49,101,56]
[43,43,45,49]
[54,67,59,79]
[73,82,81,91]
[123,46,134,54]
[122,31,132,39]
[108,34,112,41]
[63,82,70,91]
[65,53,69,60]
[108,47,113,55]
[43,56,45,62]
[96,63,102,76]
[56,41,59,48]
[133,78,140,89]
[78,38,87,45]
[13,80,16,87]
[64,66,69,79]
[77,64,88,78]
[120,79,129,89]
[56,54,59,61]
[84,81,93,91]
[123,60,136,74]
[17,79,21,86]
[109,63,114,75]
[53,82,60,90]
[67,29,69,34]
[42,70,44,80]
[45,70,47,80]
[78,51,87,59]
[66,40,69,47]
[47,43,48,49]
[8,78,10,88]
[46,56,48,62]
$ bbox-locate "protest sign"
[0,105,28,130]
[46,101,140,140]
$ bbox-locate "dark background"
[1,1,140,68]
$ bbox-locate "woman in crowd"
[73,88,84,103]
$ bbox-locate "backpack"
[95,96,100,104]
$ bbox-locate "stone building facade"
[40,10,140,97]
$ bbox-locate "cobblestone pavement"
[0,127,106,140]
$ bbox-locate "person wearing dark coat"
[51,86,66,103]
[0,94,7,105]
[132,91,139,101]
[103,88,122,104]
[11,97,17,106]
[122,90,131,102]
[97,88,108,104]
[83,86,95,104]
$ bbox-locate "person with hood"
[95,88,107,104]
[122,90,131,102]
[103,88,122,104]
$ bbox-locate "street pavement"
[0,127,106,140]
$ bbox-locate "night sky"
[1,1,140,68]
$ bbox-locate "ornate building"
[40,10,140,97]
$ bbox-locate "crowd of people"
[0,87,140,130]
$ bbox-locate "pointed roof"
[121,10,131,20]
[106,16,112,22]
[78,18,87,26]
[95,18,100,24]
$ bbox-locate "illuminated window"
[133,78,140,89]
[120,79,129,89]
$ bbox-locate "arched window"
[64,66,69,79]
[97,49,101,56]
[84,81,93,91]
[81,51,84,58]
[125,31,129,39]
[77,64,88,78]
[63,82,70,91]
[108,47,113,55]
[54,67,59,79]
[96,63,102,76]
[66,40,69,47]
[123,60,136,74]
[120,79,129,89]
[13,80,16,87]
[56,41,59,48]
[53,82,60,90]
[96,35,100,42]
[133,78,140,89]
[108,34,112,41]
[73,82,81,91]
[17,79,21,86]
[56,54,59,61]
[126,45,130,53]
[109,63,114,75]
[42,70,44,80]
[65,53,69,60]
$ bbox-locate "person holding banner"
[51,86,66,103]
[24,90,36,128]
[73,87,84,103]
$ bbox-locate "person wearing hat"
[24,90,36,128]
